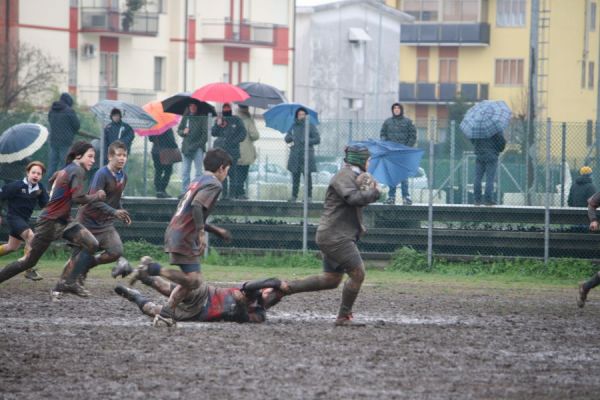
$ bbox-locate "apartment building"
[0,0,294,107]
[387,0,599,141]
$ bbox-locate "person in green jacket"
[178,102,210,195]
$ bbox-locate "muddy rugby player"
[52,141,132,300]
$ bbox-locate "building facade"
[388,0,600,141]
[0,0,295,107]
[295,0,412,120]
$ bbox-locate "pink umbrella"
[135,101,181,136]
[191,82,249,103]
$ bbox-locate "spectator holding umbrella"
[103,108,134,164]
[178,101,208,195]
[285,107,320,202]
[380,103,417,205]
[211,103,246,199]
[47,92,80,179]
[233,104,259,199]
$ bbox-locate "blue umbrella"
[91,99,157,129]
[0,123,48,163]
[350,139,424,188]
[263,103,319,133]
[460,100,512,139]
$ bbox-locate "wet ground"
[1,273,600,399]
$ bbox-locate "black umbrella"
[236,82,287,109]
[0,123,48,163]
[161,92,217,116]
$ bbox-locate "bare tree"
[0,42,65,111]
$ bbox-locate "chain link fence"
[1,109,599,262]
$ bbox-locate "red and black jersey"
[164,174,222,256]
[39,163,87,222]
[77,166,127,233]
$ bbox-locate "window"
[591,2,597,32]
[443,0,479,22]
[439,59,457,83]
[582,61,587,88]
[497,0,526,27]
[403,0,439,21]
[589,61,595,89]
[100,52,118,88]
[154,57,165,91]
[495,59,524,85]
[417,58,429,82]
[68,49,77,87]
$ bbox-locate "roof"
[297,0,414,22]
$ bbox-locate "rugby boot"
[578,282,590,308]
[62,281,90,298]
[334,314,366,327]
[152,314,175,328]
[129,256,155,286]
[24,268,43,281]
[111,257,133,278]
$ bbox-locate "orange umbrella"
[135,101,182,136]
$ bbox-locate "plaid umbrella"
[91,99,157,129]
[460,100,512,139]
[0,123,48,163]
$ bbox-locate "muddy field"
[1,272,600,400]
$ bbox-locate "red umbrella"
[191,82,249,103]
[135,101,181,136]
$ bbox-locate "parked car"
[248,162,291,184]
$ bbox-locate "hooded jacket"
[568,174,597,207]
[47,93,80,147]
[380,110,417,147]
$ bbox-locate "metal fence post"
[427,118,435,268]
[143,136,148,196]
[302,116,310,254]
[544,118,551,265]
[560,122,566,207]
[348,119,353,143]
[449,120,456,204]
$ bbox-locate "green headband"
[345,146,370,169]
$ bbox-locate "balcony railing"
[77,86,157,107]
[398,82,489,104]
[400,23,490,46]
[200,19,276,46]
[81,7,159,36]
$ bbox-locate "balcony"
[398,82,489,104]
[200,18,276,47]
[78,86,157,107]
[400,23,490,46]
[81,7,159,36]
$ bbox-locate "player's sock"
[114,284,148,310]
[337,281,361,318]
[583,272,600,291]
[66,250,95,284]
[0,244,7,256]
[287,275,339,294]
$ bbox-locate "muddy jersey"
[164,174,222,256]
[178,284,251,323]
[39,163,87,222]
[77,166,127,233]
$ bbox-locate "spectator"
[211,103,246,199]
[568,166,597,207]
[149,128,180,198]
[178,101,209,195]
[233,105,260,200]
[285,107,320,202]
[47,92,80,179]
[380,102,417,205]
[103,108,134,164]
[471,132,506,206]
